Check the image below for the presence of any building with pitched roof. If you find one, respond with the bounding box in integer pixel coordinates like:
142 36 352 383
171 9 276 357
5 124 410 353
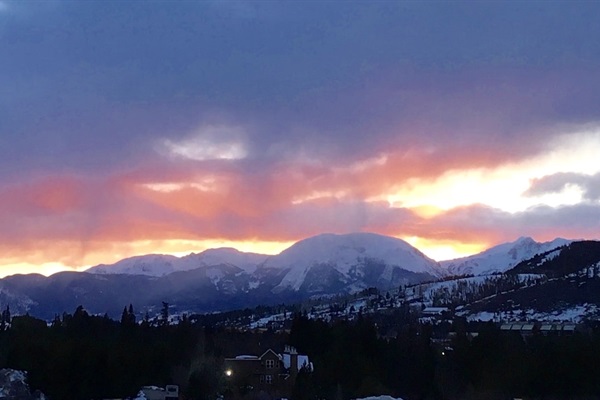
223 345 312 399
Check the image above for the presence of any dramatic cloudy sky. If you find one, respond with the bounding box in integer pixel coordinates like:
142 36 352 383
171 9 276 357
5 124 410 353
2 1 600 276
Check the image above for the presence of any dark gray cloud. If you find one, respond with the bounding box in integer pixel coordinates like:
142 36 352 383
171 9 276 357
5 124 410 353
420 202 600 245
525 172 600 201
2 1 600 183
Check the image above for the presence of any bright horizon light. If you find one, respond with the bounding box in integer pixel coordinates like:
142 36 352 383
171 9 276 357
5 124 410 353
0 235 493 279
385 128 600 214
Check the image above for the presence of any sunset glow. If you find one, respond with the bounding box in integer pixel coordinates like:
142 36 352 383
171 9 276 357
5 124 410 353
2 1 600 277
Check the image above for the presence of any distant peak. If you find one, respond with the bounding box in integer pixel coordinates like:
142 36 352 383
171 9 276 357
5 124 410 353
515 236 535 244
201 247 241 254
300 232 408 243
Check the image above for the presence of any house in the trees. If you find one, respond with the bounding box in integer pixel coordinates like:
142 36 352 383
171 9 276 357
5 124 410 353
224 345 313 399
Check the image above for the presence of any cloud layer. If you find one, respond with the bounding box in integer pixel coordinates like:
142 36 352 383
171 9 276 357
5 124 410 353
2 1 600 275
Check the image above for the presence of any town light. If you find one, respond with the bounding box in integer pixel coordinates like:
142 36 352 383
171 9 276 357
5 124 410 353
225 369 233 377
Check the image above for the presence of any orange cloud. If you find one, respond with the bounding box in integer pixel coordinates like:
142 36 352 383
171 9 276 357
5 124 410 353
0 176 85 215
1 124 599 278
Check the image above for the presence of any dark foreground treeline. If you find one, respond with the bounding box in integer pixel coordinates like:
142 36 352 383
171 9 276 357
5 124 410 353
290 317 600 400
0 306 287 400
1 308 600 400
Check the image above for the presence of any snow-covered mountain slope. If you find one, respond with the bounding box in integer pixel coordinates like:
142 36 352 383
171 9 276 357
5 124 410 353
184 248 268 273
87 248 268 277
440 237 571 276
259 232 444 292
87 254 180 276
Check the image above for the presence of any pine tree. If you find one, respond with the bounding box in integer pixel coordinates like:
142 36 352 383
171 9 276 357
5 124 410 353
120 304 137 327
161 301 169 326
120 307 129 325
128 304 135 324
1 305 10 330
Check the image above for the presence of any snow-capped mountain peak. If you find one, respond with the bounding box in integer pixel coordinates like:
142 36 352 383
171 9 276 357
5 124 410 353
85 233 574 293
87 254 180 276
440 237 572 276
183 248 268 273
259 232 444 292
87 248 268 277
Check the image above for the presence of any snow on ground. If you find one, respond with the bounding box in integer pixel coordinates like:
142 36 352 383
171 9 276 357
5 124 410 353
0 369 45 399
405 275 496 305
538 248 562 264
0 369 28 398
417 276 490 297
206 267 226 284
465 311 497 322
248 313 287 329
465 304 599 323
353 396 404 400
131 391 147 400
3 369 27 383
405 274 546 306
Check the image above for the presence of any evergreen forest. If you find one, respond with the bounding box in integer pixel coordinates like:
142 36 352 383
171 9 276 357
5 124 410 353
1 305 600 400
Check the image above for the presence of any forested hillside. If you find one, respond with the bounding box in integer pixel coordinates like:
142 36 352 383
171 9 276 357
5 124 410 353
510 241 600 277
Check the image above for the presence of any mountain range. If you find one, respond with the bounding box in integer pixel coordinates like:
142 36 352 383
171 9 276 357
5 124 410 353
88 248 267 276
0 232 582 320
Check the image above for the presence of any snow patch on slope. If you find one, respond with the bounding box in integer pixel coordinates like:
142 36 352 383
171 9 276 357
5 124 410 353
184 248 268 273
465 303 599 323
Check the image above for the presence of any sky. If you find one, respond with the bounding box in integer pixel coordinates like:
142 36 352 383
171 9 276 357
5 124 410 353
1 1 600 277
